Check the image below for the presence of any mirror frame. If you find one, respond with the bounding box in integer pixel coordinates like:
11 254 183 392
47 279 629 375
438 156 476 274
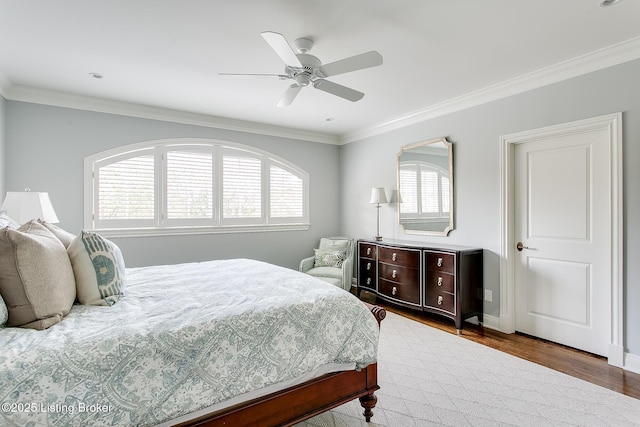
397 136 454 236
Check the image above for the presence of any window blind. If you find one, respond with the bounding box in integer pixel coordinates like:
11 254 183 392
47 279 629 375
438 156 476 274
421 170 439 213
399 168 418 214
223 155 261 218
441 176 450 213
87 139 309 234
166 150 213 219
98 155 155 219
270 165 303 217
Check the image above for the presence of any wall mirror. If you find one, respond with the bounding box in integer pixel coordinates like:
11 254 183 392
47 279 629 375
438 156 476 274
397 137 453 236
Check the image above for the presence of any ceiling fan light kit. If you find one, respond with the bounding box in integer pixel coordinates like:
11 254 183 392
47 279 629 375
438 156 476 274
220 31 383 107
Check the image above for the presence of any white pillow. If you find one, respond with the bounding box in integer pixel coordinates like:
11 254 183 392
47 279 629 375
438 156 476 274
0 211 19 230
68 231 126 306
313 244 348 268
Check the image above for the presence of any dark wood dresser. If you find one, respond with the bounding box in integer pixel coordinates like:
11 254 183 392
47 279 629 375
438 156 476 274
357 239 483 333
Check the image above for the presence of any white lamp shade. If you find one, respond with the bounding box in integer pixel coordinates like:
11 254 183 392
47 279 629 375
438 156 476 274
1 191 60 224
369 187 388 204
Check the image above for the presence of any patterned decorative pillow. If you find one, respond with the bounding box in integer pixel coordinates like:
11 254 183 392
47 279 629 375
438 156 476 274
68 231 126 306
0 293 8 326
0 221 76 329
37 219 76 248
314 245 348 268
0 211 20 229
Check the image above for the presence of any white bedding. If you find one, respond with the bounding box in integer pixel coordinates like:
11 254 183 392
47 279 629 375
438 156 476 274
0 258 379 426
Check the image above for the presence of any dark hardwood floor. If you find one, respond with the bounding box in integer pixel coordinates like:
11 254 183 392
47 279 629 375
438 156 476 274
363 294 640 400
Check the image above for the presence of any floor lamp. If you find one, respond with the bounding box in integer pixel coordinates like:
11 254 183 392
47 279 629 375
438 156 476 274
369 187 388 241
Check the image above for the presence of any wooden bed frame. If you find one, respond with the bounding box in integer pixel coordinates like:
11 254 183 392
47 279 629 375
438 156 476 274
178 304 386 427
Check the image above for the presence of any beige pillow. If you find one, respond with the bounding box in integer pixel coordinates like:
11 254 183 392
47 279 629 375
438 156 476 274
68 230 125 306
37 219 76 248
0 221 76 329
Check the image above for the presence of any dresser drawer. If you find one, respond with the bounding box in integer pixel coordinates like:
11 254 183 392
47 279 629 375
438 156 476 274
359 243 377 259
359 259 377 289
379 279 420 304
378 246 420 268
424 289 455 314
359 274 376 289
425 271 455 294
425 252 455 274
379 263 419 284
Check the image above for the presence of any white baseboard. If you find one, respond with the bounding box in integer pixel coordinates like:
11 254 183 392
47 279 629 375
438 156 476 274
481 313 501 331
624 351 640 374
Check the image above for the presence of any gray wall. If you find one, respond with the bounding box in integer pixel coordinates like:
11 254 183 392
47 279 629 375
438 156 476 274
340 58 640 356
3 59 639 358
5 102 341 270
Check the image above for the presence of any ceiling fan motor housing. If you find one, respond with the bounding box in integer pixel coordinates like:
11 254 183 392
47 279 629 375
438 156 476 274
287 53 321 86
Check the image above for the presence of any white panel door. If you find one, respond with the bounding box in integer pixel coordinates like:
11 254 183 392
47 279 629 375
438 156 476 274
514 128 611 356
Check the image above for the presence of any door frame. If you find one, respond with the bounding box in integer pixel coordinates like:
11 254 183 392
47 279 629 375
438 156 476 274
499 113 623 367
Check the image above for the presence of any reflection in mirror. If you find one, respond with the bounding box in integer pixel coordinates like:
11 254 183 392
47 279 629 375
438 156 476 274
397 137 453 236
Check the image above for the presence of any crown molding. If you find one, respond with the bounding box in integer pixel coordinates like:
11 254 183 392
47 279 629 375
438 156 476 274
340 36 640 144
3 85 339 145
3 36 639 146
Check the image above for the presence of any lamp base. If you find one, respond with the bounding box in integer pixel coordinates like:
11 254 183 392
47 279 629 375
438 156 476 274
374 235 383 241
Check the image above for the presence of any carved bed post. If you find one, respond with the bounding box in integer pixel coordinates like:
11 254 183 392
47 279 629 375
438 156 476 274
360 303 386 422
359 392 378 422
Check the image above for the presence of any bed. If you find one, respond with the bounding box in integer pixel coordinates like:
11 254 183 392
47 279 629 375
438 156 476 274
0 257 384 426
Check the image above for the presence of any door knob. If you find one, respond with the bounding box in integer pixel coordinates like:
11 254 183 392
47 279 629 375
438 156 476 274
516 242 530 251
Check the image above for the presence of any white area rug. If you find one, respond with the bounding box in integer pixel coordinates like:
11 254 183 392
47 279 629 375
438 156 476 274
299 312 640 426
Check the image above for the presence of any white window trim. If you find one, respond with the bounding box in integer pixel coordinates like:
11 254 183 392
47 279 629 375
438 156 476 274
84 138 310 237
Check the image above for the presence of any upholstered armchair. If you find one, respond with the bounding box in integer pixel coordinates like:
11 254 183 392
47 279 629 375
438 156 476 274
299 237 354 291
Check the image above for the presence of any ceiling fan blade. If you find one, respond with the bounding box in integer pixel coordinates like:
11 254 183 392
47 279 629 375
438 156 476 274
219 73 289 80
318 51 383 77
277 84 302 107
313 79 364 102
261 31 303 68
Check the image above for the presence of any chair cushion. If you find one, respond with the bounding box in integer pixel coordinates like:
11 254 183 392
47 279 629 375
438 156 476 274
306 266 343 281
313 246 348 268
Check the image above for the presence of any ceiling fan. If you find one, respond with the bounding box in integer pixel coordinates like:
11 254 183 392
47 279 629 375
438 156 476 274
220 31 383 107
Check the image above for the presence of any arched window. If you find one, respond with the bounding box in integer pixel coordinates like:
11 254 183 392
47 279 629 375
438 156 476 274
84 139 309 236
399 162 450 219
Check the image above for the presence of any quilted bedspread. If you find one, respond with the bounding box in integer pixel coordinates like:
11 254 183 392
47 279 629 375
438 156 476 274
0 259 379 426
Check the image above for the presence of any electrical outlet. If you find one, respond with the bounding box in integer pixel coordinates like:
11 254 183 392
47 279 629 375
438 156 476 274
484 289 493 302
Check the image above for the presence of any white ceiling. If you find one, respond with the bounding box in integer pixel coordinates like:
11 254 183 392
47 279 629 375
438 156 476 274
1 0 639 143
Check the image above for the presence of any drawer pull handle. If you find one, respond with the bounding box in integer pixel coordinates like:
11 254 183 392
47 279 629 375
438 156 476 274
366 278 371 285
437 295 443 305
438 277 443 286
437 257 443 267
392 252 397 261
366 247 372 255
392 286 397 296
366 262 372 271
392 269 397 279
